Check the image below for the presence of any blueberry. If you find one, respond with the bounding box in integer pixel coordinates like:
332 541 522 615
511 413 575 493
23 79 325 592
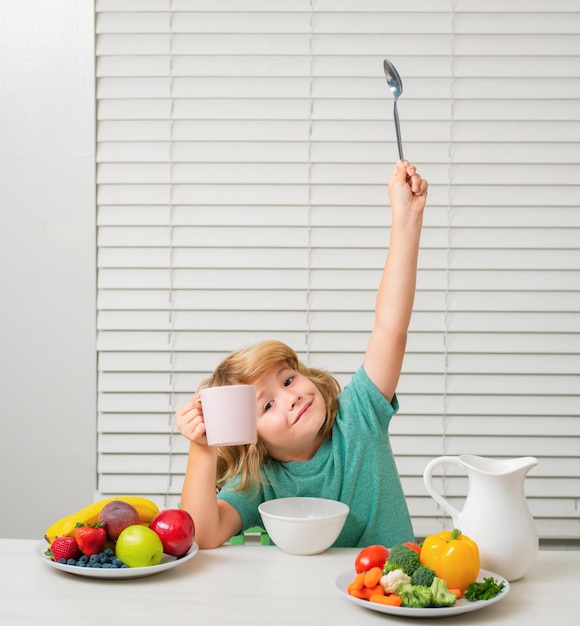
58 558 67 564
67 559 77 566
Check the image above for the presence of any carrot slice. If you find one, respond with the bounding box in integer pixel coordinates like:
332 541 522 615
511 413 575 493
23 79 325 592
356 584 383 600
347 586 366 599
369 594 403 607
364 566 383 588
349 572 366 591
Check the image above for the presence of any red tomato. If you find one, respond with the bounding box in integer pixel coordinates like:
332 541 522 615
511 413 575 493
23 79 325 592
354 545 390 574
404 541 422 554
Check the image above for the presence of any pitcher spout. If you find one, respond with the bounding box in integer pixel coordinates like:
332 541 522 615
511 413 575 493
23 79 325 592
504 456 538 475
459 454 537 476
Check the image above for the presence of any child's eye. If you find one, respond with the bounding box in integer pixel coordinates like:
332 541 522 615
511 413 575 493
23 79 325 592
263 400 273 412
283 376 293 387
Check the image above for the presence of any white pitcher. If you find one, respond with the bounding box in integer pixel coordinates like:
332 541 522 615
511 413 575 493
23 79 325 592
423 454 539 581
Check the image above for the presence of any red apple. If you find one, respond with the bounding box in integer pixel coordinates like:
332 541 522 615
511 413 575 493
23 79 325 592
149 509 195 557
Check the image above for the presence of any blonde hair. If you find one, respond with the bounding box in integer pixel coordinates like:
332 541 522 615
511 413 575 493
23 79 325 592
198 340 341 492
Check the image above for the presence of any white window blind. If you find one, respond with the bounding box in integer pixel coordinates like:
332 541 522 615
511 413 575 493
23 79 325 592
96 0 580 541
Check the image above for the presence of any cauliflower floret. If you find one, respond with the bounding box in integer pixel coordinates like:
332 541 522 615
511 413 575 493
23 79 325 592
380 569 412 593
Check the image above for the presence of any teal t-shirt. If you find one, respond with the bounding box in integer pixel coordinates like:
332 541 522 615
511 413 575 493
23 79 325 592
217 365 415 547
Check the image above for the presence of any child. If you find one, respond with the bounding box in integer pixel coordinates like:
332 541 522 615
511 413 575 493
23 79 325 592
175 160 428 549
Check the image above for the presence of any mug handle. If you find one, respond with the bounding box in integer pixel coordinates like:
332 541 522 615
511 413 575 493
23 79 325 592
423 456 464 525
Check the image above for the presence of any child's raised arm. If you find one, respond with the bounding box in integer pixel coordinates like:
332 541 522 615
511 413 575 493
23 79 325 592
363 160 428 402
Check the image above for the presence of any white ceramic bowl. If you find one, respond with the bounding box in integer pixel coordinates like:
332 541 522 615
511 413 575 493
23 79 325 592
258 497 349 555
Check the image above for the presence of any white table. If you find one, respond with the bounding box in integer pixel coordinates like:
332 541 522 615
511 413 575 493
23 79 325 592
1 539 578 625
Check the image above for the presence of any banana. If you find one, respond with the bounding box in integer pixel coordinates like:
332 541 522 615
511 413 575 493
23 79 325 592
44 496 160 543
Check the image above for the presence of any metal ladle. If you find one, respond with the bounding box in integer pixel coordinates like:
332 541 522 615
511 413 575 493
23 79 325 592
383 58 404 161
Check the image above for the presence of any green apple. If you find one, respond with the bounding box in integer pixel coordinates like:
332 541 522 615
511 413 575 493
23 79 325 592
115 525 163 567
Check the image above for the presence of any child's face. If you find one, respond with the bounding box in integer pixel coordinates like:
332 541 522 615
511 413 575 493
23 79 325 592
255 366 327 462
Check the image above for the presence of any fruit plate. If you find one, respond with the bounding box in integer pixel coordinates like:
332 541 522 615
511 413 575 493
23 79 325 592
34 541 198 579
335 568 509 618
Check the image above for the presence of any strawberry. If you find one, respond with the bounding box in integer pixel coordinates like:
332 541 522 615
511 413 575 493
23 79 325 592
74 522 106 557
50 536 81 562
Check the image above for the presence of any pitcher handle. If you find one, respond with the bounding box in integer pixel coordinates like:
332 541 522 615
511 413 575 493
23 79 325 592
423 456 464 525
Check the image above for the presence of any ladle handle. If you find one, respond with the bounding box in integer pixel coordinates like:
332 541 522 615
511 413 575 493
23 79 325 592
393 101 404 161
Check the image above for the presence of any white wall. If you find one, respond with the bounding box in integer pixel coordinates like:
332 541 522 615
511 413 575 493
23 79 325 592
0 0 95 538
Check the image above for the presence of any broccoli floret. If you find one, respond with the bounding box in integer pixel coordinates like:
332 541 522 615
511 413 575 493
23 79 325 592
383 544 421 576
382 560 403 574
430 577 457 608
411 565 436 587
396 583 433 608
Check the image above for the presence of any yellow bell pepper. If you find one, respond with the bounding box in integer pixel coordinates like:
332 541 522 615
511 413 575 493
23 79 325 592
420 529 480 592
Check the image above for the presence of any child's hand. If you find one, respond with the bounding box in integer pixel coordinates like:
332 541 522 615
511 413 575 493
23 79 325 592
175 393 208 444
388 160 428 218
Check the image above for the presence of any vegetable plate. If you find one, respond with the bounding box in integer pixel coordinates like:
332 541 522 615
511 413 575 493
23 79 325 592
334 568 509 618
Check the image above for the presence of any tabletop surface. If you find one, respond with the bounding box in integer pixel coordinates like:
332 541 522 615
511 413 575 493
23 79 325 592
1 538 578 625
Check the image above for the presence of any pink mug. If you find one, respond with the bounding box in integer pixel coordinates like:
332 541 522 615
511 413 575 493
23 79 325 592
199 384 257 446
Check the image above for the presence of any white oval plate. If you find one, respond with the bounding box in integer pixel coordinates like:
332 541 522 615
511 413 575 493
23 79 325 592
34 540 198 579
335 568 509 618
